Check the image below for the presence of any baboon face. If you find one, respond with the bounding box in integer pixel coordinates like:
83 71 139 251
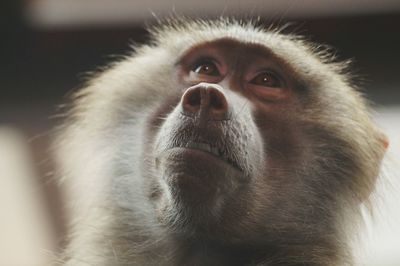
154 40 282 209
154 40 295 195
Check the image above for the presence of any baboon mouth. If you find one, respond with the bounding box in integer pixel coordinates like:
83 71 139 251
185 141 222 158
171 141 242 172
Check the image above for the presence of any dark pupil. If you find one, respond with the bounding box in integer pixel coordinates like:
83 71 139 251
196 63 214 74
261 74 274 84
202 65 210 73
256 73 277 87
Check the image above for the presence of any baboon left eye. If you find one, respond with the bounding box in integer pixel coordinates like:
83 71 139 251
191 60 220 76
250 72 281 88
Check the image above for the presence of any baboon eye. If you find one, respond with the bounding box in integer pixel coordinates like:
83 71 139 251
192 60 220 76
250 72 281 88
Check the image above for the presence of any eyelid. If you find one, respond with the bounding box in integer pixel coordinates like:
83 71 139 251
251 69 278 78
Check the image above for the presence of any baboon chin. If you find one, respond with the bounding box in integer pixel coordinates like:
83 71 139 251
57 19 387 266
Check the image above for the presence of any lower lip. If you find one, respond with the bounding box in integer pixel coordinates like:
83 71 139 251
169 147 225 161
163 147 241 172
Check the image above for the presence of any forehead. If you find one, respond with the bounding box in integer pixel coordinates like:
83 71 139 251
156 24 314 71
159 24 281 56
156 22 268 42
177 38 277 62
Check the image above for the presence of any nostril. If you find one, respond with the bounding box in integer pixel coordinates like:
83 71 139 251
187 88 201 108
182 87 203 114
209 88 227 112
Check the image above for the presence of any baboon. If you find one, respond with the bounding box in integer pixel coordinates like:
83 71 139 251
56 19 387 265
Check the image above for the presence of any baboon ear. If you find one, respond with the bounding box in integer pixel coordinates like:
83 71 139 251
377 130 389 164
381 133 389 150
375 127 389 156
361 130 388 202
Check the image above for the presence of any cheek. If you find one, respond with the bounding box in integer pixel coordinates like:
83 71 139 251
253 106 305 163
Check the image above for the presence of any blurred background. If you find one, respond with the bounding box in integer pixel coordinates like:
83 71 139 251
0 0 399 265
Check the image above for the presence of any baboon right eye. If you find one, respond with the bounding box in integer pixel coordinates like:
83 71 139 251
191 60 221 76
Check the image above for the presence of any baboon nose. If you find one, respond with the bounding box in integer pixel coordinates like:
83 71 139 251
181 83 229 121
